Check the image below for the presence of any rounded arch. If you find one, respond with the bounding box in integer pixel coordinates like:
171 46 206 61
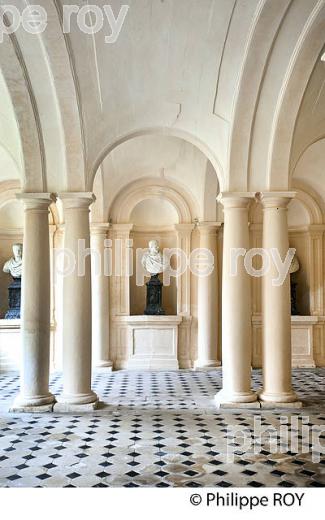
228 0 291 191
290 135 325 180
0 179 61 226
249 182 323 227
291 180 324 225
0 0 85 192
88 127 224 193
0 143 21 182
0 36 42 190
109 177 196 225
0 180 22 210
267 2 325 189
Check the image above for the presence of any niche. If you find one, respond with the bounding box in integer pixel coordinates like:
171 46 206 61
129 198 178 316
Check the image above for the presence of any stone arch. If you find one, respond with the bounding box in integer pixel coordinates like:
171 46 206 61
0 0 85 192
0 37 43 191
88 128 225 193
0 180 21 210
228 0 291 191
109 177 196 225
267 2 325 189
291 180 324 225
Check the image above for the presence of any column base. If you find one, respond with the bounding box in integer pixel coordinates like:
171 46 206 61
194 359 221 371
179 360 192 369
54 390 99 412
259 390 302 408
215 389 259 408
260 400 303 409
93 361 113 372
53 400 99 413
10 393 56 413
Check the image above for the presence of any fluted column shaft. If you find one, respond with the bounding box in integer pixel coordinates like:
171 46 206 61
56 193 98 409
215 193 257 406
12 193 55 410
91 224 112 369
195 223 221 369
259 192 299 404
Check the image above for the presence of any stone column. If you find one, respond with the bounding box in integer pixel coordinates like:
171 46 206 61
215 193 258 407
174 224 194 316
55 193 98 410
195 222 221 369
52 225 65 370
259 192 300 406
174 224 194 369
91 223 112 370
110 224 133 316
12 193 56 411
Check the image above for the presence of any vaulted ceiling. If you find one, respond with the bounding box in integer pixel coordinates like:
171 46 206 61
0 0 324 203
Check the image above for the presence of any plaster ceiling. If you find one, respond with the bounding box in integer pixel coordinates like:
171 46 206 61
0 0 324 203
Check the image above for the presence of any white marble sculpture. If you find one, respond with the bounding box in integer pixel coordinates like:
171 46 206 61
141 240 168 275
3 243 23 279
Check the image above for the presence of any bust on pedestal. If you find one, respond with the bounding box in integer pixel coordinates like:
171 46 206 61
3 243 23 319
141 240 168 315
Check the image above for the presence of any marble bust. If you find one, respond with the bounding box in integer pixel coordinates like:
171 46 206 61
141 240 168 275
3 243 23 279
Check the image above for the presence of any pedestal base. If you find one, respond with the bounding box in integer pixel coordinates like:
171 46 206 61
93 361 113 372
53 399 99 413
10 403 54 413
144 274 165 315
215 389 259 408
5 278 21 320
259 390 299 403
194 360 221 370
216 400 261 409
10 393 55 412
260 400 303 409
55 391 99 410
118 315 182 370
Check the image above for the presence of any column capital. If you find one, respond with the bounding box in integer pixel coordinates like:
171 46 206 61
174 223 195 235
110 223 134 235
197 222 222 235
16 192 56 210
257 191 296 209
58 192 95 209
217 192 255 209
90 222 110 236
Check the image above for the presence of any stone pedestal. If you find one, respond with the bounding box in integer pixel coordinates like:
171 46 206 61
291 281 298 315
144 274 165 315
114 315 182 369
5 278 21 319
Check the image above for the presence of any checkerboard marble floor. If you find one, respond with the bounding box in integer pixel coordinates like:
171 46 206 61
0 369 324 487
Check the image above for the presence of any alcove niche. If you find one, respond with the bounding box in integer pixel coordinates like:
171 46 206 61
0 199 23 318
251 194 316 317
287 198 311 316
129 197 179 316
